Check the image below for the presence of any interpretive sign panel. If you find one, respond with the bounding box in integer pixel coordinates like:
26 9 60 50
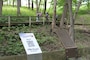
19 33 42 60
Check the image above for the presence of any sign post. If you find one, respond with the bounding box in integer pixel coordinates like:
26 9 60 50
19 33 42 60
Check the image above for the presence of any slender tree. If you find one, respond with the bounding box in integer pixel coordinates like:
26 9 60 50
38 0 41 11
52 0 57 30
44 0 47 14
17 0 21 16
7 0 9 5
36 0 39 13
67 0 74 41
12 0 16 7
0 0 3 16
60 0 68 28
73 0 82 21
2 0 3 6
28 0 30 9
87 0 90 12
32 0 34 10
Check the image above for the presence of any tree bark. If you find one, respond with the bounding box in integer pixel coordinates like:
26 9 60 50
32 0 34 10
0 0 3 16
39 0 41 11
44 0 47 14
2 0 3 6
12 0 15 7
52 0 57 30
73 0 82 21
28 0 30 9
17 0 21 16
7 0 8 5
60 0 68 28
87 0 90 12
67 0 74 41
36 0 39 13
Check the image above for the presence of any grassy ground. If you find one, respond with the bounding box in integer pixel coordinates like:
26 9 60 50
2 6 36 16
2 5 89 16
75 14 90 24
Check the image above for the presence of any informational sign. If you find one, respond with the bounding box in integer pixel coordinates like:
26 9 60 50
19 33 42 55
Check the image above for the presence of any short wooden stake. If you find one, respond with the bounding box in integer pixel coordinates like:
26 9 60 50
8 16 10 31
29 16 32 32
43 17 45 25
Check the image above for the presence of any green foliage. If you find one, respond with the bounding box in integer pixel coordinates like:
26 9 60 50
0 25 57 56
0 17 8 23
57 0 65 7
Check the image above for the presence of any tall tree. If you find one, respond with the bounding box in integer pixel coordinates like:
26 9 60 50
38 0 41 11
44 0 47 14
12 0 16 7
32 0 34 10
87 0 90 12
67 0 74 41
17 0 21 16
2 0 3 6
52 0 57 30
60 0 68 28
28 0 30 9
7 0 9 5
36 0 39 13
0 0 3 16
73 0 82 21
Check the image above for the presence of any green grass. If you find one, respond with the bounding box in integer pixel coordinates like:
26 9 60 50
2 6 36 16
1 5 90 24
75 14 90 24
2 5 89 16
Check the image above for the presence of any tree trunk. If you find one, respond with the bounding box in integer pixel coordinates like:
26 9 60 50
9 0 11 5
67 0 74 41
28 0 30 9
52 0 57 30
44 0 47 14
87 0 90 12
0 0 3 16
39 0 41 11
73 0 82 21
17 0 21 16
13 0 15 7
2 0 3 6
60 0 68 28
32 0 34 10
36 0 39 13
7 0 8 5
20 0 21 7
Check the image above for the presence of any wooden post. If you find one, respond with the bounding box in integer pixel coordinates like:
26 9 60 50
8 16 10 30
29 16 31 32
43 17 45 25
29 16 31 27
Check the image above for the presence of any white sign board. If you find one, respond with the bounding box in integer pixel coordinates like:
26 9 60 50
19 33 42 55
